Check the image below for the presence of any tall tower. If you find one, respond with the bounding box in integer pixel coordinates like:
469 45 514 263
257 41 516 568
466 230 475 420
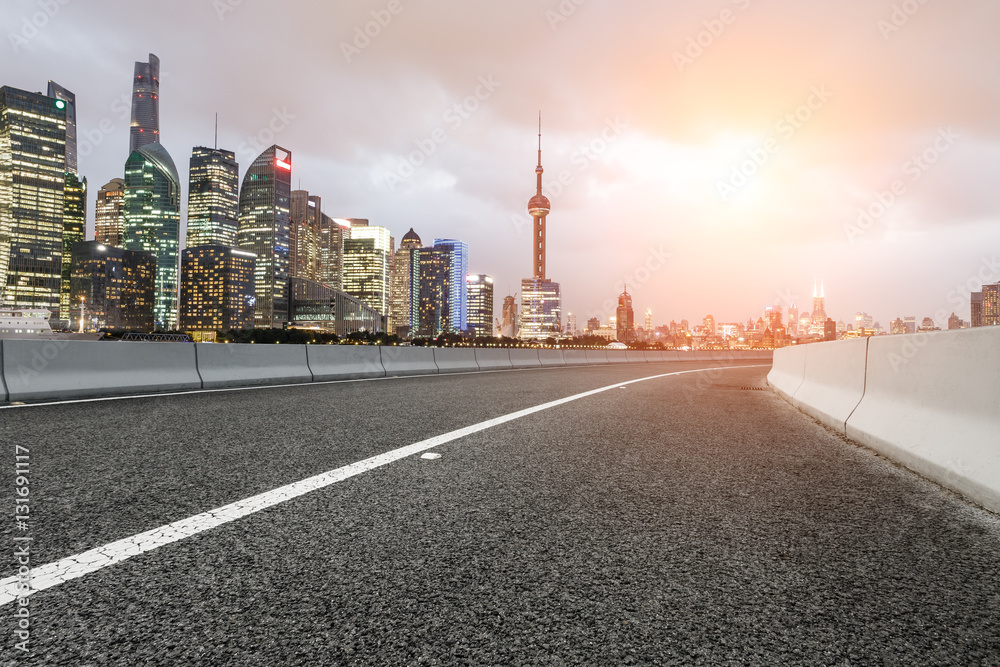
528 113 551 280
129 53 160 152
187 147 239 247
46 81 77 174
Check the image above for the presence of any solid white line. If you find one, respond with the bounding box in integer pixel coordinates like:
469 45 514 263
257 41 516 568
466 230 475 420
0 365 767 606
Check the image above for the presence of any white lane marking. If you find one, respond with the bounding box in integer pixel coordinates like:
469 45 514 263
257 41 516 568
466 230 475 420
0 365 767 606
420 453 442 460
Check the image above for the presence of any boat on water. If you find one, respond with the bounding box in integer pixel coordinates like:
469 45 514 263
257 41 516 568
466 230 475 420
0 308 104 341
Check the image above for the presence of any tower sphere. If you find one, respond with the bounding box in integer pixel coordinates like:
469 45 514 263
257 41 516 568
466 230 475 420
528 193 551 218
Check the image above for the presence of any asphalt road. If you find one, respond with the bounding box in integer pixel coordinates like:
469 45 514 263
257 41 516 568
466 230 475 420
2 361 999 665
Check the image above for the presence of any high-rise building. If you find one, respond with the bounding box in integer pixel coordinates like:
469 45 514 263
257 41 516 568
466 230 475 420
70 240 155 331
390 228 422 337
565 312 578 337
903 316 916 335
411 247 452 337
46 81 77 174
289 190 322 282
947 313 963 330
587 317 600 333
343 224 393 319
981 283 1000 327
318 214 348 291
520 116 562 339
61 173 87 323
95 178 126 247
237 145 292 328
702 314 716 336
644 308 653 337
0 86 67 313
501 295 519 338
971 292 983 327
617 287 635 343
123 142 181 330
809 281 827 336
467 274 494 338
179 245 256 332
129 53 160 152
787 303 799 337
187 147 239 247
433 239 469 332
890 318 906 335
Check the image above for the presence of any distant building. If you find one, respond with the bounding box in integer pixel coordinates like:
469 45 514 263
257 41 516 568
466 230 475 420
433 239 469 333
95 178 126 247
179 245 256 332
586 317 600 333
565 312 578 337
890 318 905 335
129 53 160 152
501 295 519 338
971 292 983 327
236 145 292 328
411 247 451 337
389 228 421 338
823 318 837 341
318 214 348 291
46 81 77 174
902 316 917 335
787 303 799 336
70 241 155 331
289 190 322 282
288 276 384 335
466 274 494 337
947 312 964 330
61 173 87 323
918 317 939 332
187 147 239 247
617 287 635 343
343 224 393 319
0 86 67 314
519 278 561 339
124 142 182 330
984 284 1000 327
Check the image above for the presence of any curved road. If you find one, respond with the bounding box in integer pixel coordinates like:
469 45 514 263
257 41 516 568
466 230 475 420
2 361 998 665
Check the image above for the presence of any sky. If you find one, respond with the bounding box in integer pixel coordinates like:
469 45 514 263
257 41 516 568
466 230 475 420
2 0 998 330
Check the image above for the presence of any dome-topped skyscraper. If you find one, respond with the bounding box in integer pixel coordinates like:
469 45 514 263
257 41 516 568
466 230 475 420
401 227 422 250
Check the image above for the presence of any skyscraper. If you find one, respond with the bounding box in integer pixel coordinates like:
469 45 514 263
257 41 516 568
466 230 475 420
565 312 578 337
433 239 469 332
983 283 1000 327
187 147 239 247
61 173 87 323
788 303 799 336
617 287 635 343
0 86 67 313
342 224 393 319
318 213 348 291
971 291 984 327
501 295 519 338
411 246 451 337
95 178 126 247
46 81 77 174
289 190 322 282
809 281 827 336
236 145 292 328
520 115 562 339
466 274 494 337
390 228 422 337
179 245 256 333
123 142 181 330
129 53 160 152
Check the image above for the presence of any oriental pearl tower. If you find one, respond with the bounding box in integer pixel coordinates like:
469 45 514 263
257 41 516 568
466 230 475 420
528 113 551 280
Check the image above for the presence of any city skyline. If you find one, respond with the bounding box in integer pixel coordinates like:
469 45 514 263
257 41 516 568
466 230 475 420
2 1 998 329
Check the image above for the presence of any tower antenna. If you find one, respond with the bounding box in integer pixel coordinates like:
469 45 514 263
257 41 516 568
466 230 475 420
214 112 218 149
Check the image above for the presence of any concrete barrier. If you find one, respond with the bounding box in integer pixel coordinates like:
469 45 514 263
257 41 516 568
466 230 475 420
607 351 630 365
538 349 567 367
791 338 869 432
197 343 312 388
767 344 807 402
307 345 385 381
586 350 609 365
474 348 512 371
1 340 202 402
380 346 438 376
626 350 647 364
563 350 590 366
845 328 1000 513
433 348 479 374
508 349 541 369
644 350 665 362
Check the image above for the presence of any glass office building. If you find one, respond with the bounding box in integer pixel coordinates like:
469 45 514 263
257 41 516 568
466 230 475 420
187 147 239 247
179 245 256 332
